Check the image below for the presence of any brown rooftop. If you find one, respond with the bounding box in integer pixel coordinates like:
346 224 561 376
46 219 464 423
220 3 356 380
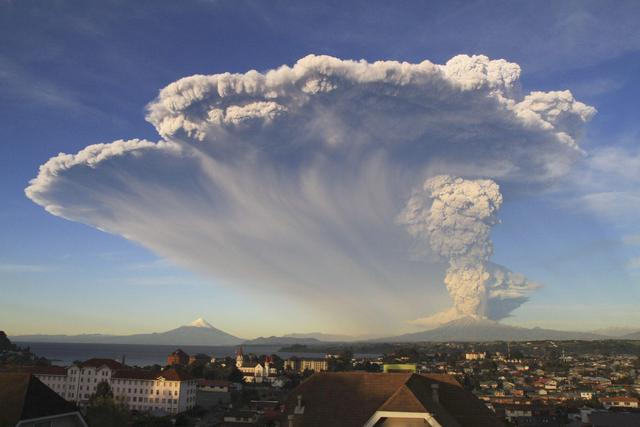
112 369 160 380
0 373 80 427
78 358 124 370
282 372 505 427
112 367 194 381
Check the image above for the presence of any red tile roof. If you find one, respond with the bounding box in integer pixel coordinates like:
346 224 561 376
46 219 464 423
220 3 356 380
112 369 160 380
282 372 505 427
601 396 639 403
79 358 124 370
112 367 194 382
160 367 195 381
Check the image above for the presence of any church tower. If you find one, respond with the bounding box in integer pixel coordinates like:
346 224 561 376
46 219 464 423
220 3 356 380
235 346 244 368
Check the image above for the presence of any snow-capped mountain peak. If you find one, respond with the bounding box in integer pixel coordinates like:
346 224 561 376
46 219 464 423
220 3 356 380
189 317 214 328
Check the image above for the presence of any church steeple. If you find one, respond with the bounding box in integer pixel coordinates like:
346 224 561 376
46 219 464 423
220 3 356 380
235 346 244 368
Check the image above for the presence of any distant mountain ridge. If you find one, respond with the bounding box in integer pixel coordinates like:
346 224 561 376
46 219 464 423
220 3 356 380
11 317 640 346
283 332 358 342
373 317 610 342
622 331 640 340
242 336 324 345
11 317 244 346
588 327 640 338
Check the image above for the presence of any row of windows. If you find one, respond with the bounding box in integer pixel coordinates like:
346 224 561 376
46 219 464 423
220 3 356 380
115 387 179 396
124 404 183 413
67 368 112 376
113 379 179 387
122 396 179 404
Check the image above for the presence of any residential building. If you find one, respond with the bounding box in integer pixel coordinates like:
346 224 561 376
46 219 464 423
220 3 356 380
188 353 210 365
196 379 231 408
382 363 417 373
600 396 639 409
579 391 594 400
30 358 197 415
465 352 487 361
223 410 259 424
281 372 506 426
167 349 189 366
0 373 88 427
284 357 329 373
111 368 197 414
31 358 123 405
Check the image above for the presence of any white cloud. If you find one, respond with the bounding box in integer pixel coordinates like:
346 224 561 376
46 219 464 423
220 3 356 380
573 144 640 224
25 55 594 329
626 256 640 270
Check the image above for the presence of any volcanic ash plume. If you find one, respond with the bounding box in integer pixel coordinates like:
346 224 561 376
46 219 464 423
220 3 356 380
399 175 537 326
25 54 592 329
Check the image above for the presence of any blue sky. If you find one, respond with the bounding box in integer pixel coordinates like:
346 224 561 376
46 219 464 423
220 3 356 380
2 0 640 338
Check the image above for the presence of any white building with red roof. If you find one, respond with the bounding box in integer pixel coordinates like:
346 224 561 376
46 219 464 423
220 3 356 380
31 358 197 415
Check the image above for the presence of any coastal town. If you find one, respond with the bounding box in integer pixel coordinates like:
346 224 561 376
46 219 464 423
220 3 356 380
2 331 640 426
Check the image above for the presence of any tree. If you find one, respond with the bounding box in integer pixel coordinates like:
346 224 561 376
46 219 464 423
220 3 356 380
228 366 244 383
85 382 129 427
328 349 354 372
0 331 16 351
92 381 114 400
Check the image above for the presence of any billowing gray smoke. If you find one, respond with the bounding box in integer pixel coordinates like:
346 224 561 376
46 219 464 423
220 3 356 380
25 55 594 330
399 175 537 326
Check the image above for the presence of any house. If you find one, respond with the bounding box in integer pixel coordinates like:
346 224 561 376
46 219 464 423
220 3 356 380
465 352 487 361
223 409 259 424
188 353 211 365
0 373 88 427
197 379 232 408
167 349 189 366
281 372 506 427
599 396 639 409
283 357 329 373
580 391 594 400
383 364 417 373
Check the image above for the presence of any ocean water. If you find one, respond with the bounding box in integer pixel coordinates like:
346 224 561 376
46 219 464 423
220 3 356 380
20 342 349 367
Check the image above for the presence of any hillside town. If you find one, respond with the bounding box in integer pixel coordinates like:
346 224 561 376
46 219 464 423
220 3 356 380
2 331 640 426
